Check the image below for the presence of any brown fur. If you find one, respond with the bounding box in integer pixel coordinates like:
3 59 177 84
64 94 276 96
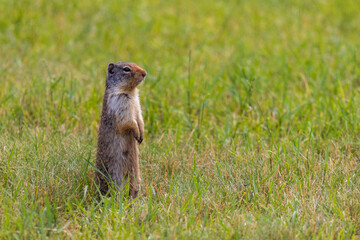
95 62 146 198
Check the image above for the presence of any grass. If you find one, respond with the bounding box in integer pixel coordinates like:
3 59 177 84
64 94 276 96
0 0 360 238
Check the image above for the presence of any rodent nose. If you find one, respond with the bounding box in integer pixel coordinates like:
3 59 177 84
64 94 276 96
142 71 147 78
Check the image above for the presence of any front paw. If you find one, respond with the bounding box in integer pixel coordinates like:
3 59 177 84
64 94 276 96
135 136 143 144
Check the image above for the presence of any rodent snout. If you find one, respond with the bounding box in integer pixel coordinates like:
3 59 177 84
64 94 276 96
141 71 147 78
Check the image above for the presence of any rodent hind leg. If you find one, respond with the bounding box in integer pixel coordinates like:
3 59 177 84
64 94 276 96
95 173 110 196
128 170 140 199
95 161 113 196
106 167 125 193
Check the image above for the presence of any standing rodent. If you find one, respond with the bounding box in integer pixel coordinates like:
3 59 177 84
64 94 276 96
95 61 146 198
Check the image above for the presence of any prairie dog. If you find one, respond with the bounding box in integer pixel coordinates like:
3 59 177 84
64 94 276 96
95 62 146 198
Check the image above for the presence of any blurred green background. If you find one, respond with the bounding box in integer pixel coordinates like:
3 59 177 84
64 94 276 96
0 0 359 239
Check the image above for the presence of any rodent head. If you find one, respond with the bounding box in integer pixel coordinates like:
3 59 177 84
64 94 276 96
106 62 147 92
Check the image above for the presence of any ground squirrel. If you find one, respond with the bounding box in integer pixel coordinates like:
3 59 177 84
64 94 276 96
95 62 146 198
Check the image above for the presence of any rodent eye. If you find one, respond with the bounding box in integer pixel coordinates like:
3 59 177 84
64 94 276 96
123 67 131 72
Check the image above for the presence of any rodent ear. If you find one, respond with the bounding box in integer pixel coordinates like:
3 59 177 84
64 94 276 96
108 63 115 74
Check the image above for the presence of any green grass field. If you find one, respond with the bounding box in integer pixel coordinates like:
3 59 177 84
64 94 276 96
1 0 360 239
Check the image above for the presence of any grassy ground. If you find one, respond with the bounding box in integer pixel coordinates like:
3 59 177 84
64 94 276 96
1 0 360 239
